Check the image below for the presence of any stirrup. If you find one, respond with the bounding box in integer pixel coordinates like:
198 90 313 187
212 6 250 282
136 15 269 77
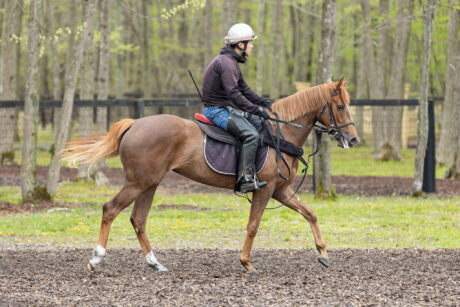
237 178 267 193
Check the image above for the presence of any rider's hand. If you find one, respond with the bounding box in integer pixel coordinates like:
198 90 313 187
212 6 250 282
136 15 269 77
261 99 273 110
258 106 270 120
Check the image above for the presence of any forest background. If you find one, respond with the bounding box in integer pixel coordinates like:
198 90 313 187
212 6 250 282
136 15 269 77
0 0 458 201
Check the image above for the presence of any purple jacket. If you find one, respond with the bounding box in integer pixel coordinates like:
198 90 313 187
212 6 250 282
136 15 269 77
202 46 266 114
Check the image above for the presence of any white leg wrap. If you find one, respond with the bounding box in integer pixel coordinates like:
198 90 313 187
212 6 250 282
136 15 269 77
89 245 106 269
146 250 167 271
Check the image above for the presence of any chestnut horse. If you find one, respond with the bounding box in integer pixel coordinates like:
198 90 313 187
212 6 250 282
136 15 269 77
64 79 359 274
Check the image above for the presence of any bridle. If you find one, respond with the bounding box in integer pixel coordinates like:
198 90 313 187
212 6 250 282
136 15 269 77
313 90 355 142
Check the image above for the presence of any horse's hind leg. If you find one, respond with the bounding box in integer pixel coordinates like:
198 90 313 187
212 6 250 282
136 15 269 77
88 182 142 272
272 186 330 267
130 185 167 271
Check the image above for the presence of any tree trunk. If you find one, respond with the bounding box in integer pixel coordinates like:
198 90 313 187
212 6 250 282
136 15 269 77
372 0 390 159
77 0 97 179
95 0 111 184
141 0 150 97
313 0 336 199
385 0 414 160
445 38 460 179
21 0 42 202
0 0 22 165
53 0 77 139
46 0 61 102
0 0 4 96
222 0 237 35
355 2 371 142
97 0 110 132
412 0 436 195
438 0 459 165
203 0 213 67
256 0 264 94
46 0 97 196
270 0 282 99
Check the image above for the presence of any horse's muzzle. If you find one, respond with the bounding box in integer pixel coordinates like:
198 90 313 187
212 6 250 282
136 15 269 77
338 132 359 149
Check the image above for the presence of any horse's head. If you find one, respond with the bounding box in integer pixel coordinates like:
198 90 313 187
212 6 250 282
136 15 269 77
316 78 359 148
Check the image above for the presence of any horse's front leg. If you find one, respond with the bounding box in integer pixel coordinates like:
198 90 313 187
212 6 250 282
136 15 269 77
240 184 274 274
273 185 329 267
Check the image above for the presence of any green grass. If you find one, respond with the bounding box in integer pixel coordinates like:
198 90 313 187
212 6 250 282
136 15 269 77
0 182 458 249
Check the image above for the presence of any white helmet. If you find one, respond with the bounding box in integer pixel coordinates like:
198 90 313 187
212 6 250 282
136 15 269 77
224 23 257 45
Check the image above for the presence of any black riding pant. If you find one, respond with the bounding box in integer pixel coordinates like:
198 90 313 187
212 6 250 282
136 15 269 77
225 107 263 181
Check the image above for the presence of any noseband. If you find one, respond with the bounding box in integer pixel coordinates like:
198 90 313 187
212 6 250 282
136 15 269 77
314 91 355 141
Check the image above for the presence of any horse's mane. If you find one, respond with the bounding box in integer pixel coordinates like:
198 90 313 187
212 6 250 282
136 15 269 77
271 82 350 122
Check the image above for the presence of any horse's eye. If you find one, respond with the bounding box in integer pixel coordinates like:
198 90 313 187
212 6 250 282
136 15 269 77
337 105 345 110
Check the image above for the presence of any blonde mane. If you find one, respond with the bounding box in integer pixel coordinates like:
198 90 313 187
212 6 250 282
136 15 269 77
271 82 350 122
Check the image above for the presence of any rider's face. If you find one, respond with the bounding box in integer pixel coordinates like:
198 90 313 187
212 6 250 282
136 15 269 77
238 41 254 56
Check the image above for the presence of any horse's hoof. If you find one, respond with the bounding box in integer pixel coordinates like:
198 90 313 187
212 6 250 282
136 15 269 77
248 269 258 276
318 257 330 268
87 263 94 273
147 261 168 272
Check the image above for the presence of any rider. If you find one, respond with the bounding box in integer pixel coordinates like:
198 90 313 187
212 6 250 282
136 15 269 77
202 23 272 193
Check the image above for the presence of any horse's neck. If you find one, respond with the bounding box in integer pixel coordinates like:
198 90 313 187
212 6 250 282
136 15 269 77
280 112 318 148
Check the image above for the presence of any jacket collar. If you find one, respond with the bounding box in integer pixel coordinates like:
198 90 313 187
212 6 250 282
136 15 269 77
219 45 247 64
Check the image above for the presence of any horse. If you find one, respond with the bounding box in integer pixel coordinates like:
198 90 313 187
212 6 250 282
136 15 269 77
63 78 359 274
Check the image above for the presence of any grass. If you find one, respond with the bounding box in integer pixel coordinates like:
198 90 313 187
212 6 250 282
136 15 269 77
0 182 458 249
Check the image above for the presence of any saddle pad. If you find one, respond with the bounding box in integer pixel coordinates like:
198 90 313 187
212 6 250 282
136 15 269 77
204 136 269 176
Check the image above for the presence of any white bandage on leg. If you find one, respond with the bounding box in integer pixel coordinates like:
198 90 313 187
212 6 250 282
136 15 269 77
146 250 167 271
88 245 106 269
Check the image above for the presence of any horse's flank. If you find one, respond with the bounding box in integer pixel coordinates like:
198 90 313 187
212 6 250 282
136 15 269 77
272 82 350 122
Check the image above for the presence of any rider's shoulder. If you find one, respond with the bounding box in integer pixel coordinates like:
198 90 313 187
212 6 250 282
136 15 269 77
216 54 238 69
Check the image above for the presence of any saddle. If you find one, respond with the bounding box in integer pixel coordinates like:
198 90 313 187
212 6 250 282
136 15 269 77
194 113 304 176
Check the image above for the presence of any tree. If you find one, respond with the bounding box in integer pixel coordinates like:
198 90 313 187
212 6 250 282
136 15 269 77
54 0 78 139
412 0 436 195
445 38 460 179
438 0 459 165
0 0 23 165
384 0 415 160
372 0 391 159
270 0 282 99
46 0 97 196
256 0 264 94
46 0 62 102
203 0 213 67
77 0 97 179
21 0 42 202
94 0 111 185
313 0 336 199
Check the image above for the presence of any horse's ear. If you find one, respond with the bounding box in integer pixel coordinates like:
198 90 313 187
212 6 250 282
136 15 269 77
343 79 349 87
336 77 344 90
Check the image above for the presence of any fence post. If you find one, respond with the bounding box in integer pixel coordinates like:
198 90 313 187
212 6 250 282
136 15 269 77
422 99 436 193
135 99 145 119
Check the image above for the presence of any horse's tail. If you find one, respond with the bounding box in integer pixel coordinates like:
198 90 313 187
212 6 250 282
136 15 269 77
63 118 136 169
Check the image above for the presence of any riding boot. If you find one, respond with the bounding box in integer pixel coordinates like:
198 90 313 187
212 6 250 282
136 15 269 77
226 112 267 193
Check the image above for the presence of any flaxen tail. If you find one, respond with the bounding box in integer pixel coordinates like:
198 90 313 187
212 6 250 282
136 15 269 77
63 118 136 169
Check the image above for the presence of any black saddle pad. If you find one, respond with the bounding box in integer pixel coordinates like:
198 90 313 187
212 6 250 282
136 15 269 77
204 136 269 175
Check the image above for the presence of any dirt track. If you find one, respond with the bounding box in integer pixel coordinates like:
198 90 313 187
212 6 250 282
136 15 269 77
0 247 457 306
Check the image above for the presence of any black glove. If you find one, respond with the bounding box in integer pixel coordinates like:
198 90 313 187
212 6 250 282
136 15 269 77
257 106 270 120
261 99 273 110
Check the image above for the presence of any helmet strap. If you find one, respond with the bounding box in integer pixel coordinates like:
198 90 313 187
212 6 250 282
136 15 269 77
235 41 249 57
